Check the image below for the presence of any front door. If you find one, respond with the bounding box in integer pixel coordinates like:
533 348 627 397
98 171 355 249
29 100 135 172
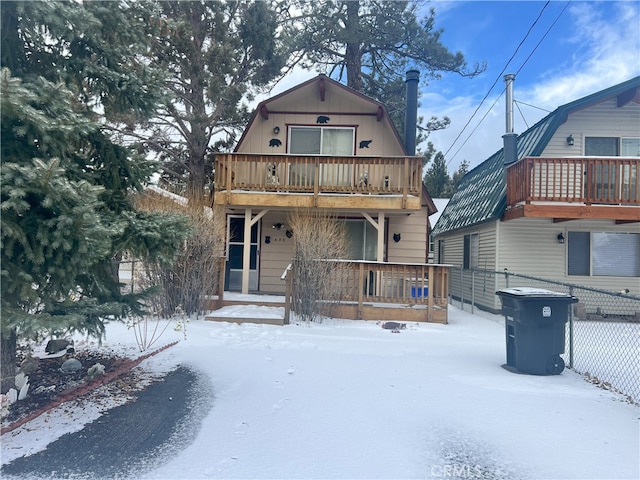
227 215 259 291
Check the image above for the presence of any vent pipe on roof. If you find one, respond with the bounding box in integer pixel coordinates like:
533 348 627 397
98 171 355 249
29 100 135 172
503 73 518 165
404 70 420 156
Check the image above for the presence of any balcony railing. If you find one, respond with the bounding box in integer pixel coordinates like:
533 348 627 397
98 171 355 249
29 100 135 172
506 157 639 206
215 153 423 197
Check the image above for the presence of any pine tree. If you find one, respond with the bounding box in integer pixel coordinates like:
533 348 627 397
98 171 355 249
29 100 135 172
0 1 191 393
279 0 485 143
113 0 286 199
423 149 452 198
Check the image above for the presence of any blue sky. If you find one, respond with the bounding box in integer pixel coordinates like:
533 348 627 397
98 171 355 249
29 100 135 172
424 0 640 170
267 1 640 173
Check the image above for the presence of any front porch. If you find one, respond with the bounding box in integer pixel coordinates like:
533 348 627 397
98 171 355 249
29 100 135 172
206 260 451 324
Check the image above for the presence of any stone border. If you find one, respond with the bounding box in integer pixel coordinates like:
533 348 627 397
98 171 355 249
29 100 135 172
0 341 179 435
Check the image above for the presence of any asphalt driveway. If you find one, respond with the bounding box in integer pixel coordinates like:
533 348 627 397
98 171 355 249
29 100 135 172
1 365 213 479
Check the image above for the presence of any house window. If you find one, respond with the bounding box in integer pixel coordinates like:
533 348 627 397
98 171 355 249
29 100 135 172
344 220 378 261
463 233 479 269
621 138 640 156
288 127 355 186
568 231 639 277
289 127 354 155
584 137 639 201
584 136 640 157
585 137 619 156
438 239 445 263
567 231 590 275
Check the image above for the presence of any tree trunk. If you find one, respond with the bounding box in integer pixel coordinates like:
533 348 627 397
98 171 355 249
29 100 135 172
344 0 362 91
1 328 17 394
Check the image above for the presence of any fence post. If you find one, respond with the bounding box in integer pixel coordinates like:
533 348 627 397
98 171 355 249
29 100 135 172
471 270 475 314
460 268 464 310
504 269 510 289
568 285 574 369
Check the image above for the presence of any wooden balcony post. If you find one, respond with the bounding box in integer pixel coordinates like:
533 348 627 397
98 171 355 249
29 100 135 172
427 266 434 322
217 256 226 309
284 266 292 325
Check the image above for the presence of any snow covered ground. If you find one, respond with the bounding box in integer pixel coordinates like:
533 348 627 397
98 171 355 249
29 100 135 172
2 303 638 479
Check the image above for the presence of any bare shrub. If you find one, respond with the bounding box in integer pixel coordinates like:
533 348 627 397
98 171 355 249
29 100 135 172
134 192 226 318
288 210 349 323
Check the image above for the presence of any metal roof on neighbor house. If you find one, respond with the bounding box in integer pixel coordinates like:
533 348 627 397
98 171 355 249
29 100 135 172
432 76 640 236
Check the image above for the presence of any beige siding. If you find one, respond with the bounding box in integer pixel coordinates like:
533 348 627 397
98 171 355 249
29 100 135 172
258 213 295 294
542 98 640 157
434 222 501 310
237 80 405 157
387 209 429 263
499 217 640 294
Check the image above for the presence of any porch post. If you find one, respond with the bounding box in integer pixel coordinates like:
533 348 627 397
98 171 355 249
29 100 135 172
242 207 252 294
377 212 385 262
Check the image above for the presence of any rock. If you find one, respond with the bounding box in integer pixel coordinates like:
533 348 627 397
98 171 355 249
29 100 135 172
6 388 17 404
14 372 28 390
46 338 73 354
87 363 105 379
381 322 406 330
20 355 40 375
18 381 29 401
60 358 83 374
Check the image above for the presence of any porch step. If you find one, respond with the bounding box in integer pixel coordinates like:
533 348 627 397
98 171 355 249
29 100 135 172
205 315 285 326
205 299 286 326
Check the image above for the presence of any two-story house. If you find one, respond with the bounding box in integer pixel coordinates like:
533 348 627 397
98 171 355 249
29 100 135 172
212 72 445 320
432 76 640 312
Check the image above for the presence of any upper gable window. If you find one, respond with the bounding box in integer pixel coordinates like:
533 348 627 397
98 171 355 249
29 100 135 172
289 127 354 155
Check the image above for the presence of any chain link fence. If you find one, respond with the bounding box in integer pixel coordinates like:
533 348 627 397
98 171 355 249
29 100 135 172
449 267 640 404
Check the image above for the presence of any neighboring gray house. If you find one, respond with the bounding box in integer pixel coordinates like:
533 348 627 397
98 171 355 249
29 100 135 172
432 76 640 312
428 198 449 262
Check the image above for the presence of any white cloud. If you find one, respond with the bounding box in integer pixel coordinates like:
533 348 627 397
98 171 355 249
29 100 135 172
426 1 640 172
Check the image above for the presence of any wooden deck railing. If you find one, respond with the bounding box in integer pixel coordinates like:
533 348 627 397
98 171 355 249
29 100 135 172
506 157 639 206
284 260 450 323
215 153 423 196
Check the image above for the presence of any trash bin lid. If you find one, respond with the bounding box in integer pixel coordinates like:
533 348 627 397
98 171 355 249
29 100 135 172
496 287 575 299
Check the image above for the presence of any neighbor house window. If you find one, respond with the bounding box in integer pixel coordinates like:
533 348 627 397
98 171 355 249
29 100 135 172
585 137 619 156
585 137 640 157
585 137 639 201
438 239 445 264
568 231 639 277
463 233 479 269
621 138 640 156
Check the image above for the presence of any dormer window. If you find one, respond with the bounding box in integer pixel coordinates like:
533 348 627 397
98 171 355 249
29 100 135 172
289 126 355 155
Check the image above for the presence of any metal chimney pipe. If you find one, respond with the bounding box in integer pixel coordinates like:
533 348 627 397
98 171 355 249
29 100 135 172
504 73 515 133
404 70 420 155
502 73 517 165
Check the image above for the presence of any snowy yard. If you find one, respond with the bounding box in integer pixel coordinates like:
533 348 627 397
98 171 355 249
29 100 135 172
1 304 638 479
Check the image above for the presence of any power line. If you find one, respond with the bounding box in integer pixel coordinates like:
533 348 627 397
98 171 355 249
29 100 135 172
443 1 573 166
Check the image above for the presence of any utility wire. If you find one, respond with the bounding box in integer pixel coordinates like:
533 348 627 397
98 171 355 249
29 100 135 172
441 1 580 167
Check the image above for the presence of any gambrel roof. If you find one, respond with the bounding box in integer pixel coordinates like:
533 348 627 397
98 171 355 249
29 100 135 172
432 76 640 235
235 74 408 155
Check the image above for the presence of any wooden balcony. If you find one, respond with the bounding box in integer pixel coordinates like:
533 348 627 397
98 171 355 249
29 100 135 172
213 153 423 211
505 157 640 222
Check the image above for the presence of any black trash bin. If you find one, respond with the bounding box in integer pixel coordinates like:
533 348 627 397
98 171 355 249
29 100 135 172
496 287 578 375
